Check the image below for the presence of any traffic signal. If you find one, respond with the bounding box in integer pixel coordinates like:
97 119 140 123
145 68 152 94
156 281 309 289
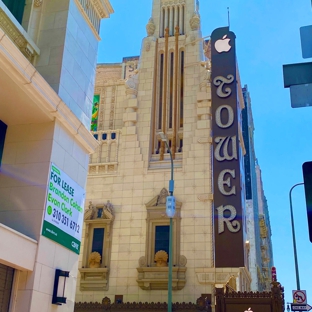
302 161 312 242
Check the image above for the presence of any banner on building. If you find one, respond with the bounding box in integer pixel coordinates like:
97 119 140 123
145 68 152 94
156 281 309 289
211 27 246 267
91 95 100 131
42 163 85 254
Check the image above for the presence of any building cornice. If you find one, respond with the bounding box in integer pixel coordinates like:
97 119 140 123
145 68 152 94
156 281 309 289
0 29 98 153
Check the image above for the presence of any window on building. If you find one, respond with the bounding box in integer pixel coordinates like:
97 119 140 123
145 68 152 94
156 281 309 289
79 202 114 290
144 188 182 267
155 225 169 258
136 188 187 291
0 120 7 168
81 202 114 269
152 47 184 161
91 228 105 261
2 0 26 24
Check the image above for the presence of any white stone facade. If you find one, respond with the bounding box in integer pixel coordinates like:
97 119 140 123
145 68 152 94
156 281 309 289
76 0 251 306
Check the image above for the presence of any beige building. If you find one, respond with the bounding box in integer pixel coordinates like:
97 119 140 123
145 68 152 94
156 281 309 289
76 0 252 307
0 0 112 311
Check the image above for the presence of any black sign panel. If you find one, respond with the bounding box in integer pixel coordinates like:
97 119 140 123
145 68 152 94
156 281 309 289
211 27 245 267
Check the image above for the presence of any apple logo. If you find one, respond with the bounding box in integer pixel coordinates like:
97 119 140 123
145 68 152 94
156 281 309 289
215 35 232 53
244 308 253 312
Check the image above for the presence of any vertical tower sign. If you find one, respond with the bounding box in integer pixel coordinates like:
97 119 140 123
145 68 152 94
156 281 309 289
211 27 245 267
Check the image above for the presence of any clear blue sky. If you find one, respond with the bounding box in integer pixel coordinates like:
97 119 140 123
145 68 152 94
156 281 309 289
98 0 312 304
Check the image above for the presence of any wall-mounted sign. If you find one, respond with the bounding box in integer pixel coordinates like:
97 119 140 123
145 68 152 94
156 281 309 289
211 27 245 267
42 163 85 254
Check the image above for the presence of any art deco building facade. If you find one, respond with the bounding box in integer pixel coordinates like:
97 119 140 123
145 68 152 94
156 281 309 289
242 85 273 291
74 0 271 308
0 0 113 311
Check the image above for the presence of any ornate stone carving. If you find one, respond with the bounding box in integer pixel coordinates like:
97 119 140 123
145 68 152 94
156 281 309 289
125 72 139 99
102 296 111 306
189 12 200 31
179 255 187 267
200 58 212 92
154 250 168 267
204 40 211 59
161 0 186 5
34 0 43 7
84 201 114 220
0 10 38 62
146 18 156 36
138 256 147 267
88 252 101 268
75 297 209 311
157 188 169 206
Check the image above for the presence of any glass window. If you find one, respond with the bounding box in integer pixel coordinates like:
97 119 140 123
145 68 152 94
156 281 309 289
155 225 170 257
92 228 105 261
3 0 26 24
0 120 7 167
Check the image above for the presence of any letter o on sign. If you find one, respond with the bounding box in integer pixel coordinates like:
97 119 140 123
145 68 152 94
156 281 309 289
216 105 234 129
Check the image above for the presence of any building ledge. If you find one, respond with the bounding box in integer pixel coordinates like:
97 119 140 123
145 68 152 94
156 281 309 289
74 0 114 39
137 267 187 290
0 28 98 153
0 3 40 62
79 267 109 291
0 223 37 271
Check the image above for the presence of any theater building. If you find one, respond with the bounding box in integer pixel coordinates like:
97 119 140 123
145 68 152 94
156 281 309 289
74 0 276 308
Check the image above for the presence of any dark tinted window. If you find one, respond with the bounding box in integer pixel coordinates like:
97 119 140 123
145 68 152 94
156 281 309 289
155 225 170 258
0 121 7 167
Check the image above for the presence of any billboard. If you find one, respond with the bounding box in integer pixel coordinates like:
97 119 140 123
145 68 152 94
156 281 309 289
211 27 245 267
42 163 85 254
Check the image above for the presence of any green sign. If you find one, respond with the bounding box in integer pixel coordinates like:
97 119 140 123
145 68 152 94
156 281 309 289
91 95 100 131
42 163 85 254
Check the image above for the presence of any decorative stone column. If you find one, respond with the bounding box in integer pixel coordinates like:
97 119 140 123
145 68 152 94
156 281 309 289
123 73 139 135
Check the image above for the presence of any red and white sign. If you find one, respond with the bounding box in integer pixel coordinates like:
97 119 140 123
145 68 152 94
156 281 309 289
293 290 307 304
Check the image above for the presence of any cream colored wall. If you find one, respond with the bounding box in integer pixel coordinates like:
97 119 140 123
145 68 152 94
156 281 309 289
77 0 251 305
0 122 54 240
12 120 90 312
0 120 90 312
76 11 217 306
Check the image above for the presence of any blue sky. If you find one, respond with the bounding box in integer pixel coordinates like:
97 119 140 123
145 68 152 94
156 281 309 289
98 0 312 304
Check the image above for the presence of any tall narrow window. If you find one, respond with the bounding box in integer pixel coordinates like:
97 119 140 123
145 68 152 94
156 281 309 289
0 121 7 168
172 7 175 33
169 52 174 129
158 54 164 130
155 225 170 258
92 228 105 261
182 6 185 35
179 51 184 128
161 8 165 37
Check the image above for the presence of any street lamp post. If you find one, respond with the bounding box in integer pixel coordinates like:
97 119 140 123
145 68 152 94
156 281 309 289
289 182 304 290
158 132 175 312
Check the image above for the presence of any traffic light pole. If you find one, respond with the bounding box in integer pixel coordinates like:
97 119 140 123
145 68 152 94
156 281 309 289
289 183 304 290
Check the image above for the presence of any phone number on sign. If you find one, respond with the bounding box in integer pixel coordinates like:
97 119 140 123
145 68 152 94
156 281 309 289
51 208 80 233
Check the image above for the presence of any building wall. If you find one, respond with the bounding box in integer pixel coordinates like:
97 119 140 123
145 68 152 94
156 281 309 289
76 0 252 306
35 0 100 129
242 85 273 291
0 0 113 311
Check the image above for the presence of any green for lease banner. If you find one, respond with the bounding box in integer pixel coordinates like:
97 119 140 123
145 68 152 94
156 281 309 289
42 163 85 254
